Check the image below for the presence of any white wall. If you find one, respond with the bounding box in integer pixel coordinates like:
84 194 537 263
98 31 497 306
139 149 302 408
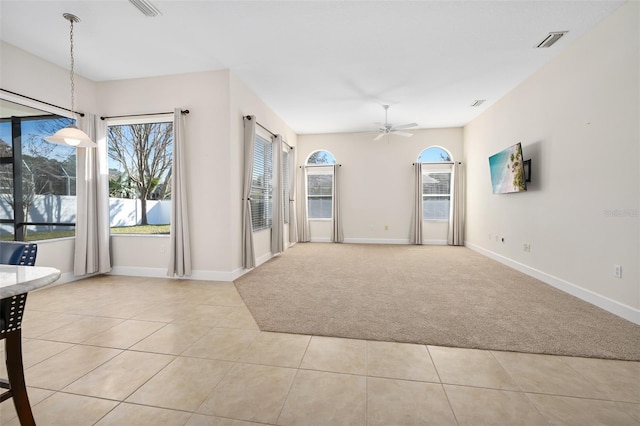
2 44 298 280
298 128 463 244
0 42 98 275
99 71 298 278
464 2 639 322
98 70 234 279
229 72 298 271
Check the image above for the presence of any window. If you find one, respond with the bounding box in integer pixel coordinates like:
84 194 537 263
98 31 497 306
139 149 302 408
0 99 76 241
107 118 173 234
250 133 272 231
423 171 451 220
306 150 336 219
283 149 290 224
418 147 452 221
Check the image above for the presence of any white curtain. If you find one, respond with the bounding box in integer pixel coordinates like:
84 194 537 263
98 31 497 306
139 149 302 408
331 164 343 243
298 167 310 242
288 147 298 244
409 162 423 245
448 162 465 246
74 113 111 276
168 109 192 277
242 116 256 268
271 134 284 254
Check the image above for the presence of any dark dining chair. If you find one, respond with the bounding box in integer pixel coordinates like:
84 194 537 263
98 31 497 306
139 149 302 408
0 241 38 266
1 241 38 425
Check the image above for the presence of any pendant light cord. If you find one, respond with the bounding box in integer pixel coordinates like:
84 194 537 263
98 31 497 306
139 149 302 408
63 13 80 121
68 16 76 120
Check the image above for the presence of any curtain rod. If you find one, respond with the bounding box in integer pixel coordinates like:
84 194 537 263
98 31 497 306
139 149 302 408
412 161 461 165
300 164 342 168
100 109 189 120
245 115 293 150
1 88 85 117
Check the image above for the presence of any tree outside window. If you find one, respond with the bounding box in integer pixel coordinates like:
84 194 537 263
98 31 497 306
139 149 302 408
1 103 76 241
107 120 173 233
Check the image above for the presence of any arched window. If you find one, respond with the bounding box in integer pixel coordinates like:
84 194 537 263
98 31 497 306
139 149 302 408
418 146 451 163
418 147 453 221
306 150 336 219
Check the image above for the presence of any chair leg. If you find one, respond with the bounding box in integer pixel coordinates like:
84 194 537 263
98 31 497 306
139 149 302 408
5 330 36 426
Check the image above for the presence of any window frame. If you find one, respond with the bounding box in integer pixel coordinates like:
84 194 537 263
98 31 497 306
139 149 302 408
106 114 174 235
422 168 452 222
418 147 453 222
305 150 336 221
283 148 290 225
306 166 333 220
0 103 76 242
250 130 273 232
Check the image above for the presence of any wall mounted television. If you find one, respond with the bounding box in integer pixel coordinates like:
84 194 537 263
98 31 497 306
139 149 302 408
489 142 527 194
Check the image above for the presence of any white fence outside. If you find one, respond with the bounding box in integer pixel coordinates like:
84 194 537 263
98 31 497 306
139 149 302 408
0 195 171 233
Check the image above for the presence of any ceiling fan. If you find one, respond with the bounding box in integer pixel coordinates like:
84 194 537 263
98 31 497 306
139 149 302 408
373 104 418 141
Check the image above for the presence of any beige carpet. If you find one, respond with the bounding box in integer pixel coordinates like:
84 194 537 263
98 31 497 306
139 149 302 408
234 243 640 361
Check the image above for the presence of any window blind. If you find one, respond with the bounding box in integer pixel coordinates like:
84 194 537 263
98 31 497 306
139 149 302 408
251 134 273 230
307 171 333 219
422 171 451 220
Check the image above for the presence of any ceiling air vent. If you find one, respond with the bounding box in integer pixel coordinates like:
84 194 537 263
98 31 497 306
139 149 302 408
470 99 486 107
536 31 568 48
129 0 162 17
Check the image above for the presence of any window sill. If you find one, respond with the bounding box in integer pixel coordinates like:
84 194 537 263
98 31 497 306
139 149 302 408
309 218 332 222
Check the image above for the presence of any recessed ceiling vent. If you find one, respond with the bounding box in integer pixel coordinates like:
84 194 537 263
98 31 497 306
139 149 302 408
129 0 162 17
470 99 486 107
536 31 568 48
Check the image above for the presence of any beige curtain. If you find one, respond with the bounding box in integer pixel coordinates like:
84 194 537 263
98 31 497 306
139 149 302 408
448 162 465 246
409 162 423 245
331 164 343 243
298 167 310 242
242 116 256 268
288 147 298 243
168 109 192 277
74 113 111 276
271 135 284 254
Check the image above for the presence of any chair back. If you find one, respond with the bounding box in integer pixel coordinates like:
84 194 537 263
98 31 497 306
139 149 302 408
0 242 38 266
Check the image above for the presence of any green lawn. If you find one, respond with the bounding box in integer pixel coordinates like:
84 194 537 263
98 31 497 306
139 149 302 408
2 224 170 242
110 225 170 235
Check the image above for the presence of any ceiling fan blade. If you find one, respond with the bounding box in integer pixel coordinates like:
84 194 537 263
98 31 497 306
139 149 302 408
393 123 418 130
373 132 385 141
392 131 413 137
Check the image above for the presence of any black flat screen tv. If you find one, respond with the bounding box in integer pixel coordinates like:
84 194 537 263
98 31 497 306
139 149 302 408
489 142 527 194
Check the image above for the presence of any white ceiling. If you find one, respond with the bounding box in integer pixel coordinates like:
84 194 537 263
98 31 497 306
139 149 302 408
0 0 626 134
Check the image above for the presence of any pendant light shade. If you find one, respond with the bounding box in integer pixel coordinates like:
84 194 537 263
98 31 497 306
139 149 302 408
47 13 96 148
45 125 95 147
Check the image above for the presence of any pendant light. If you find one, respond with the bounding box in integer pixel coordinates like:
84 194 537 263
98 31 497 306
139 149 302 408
45 13 96 148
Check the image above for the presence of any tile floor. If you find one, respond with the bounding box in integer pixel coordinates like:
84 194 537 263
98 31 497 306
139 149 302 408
1 275 639 425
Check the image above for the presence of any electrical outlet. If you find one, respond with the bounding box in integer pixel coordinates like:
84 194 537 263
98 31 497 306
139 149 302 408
614 265 622 278
523 243 531 252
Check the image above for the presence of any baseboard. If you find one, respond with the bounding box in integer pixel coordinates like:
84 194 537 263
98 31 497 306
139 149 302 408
110 266 236 282
310 237 331 243
423 239 448 245
344 238 410 245
310 238 446 245
465 242 640 325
